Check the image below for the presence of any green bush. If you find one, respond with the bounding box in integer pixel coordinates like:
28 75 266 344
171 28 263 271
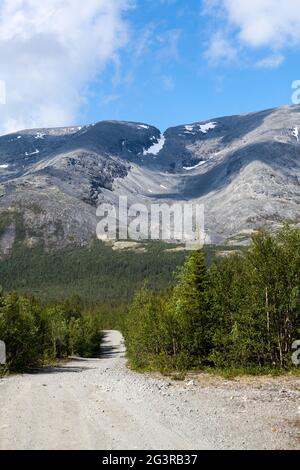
0 292 102 372
124 227 300 372
0 292 40 371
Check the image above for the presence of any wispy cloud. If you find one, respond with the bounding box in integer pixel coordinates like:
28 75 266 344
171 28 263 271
255 54 285 70
121 23 181 93
157 28 181 61
204 31 238 66
0 0 132 134
100 94 121 106
203 0 300 67
161 75 175 90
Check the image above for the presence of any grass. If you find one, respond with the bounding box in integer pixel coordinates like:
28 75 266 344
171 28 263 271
0 366 8 378
126 360 300 380
200 366 284 379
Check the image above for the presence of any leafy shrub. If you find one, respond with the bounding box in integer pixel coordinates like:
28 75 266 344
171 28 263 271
125 227 300 372
0 292 102 372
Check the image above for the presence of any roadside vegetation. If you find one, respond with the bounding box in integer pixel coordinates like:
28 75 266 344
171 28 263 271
124 227 300 374
2 226 299 377
0 293 102 373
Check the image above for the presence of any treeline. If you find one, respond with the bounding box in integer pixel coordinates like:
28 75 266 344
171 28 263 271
0 293 102 372
0 241 188 304
0 237 240 304
124 227 300 372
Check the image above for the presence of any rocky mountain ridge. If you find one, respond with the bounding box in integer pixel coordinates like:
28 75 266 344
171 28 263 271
0 104 300 253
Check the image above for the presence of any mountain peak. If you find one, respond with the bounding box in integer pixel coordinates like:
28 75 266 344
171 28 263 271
0 104 300 253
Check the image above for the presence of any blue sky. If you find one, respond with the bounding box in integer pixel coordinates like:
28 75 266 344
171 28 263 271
84 0 300 130
0 0 300 134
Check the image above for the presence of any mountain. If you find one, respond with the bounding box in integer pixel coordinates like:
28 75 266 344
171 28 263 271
1 104 300 254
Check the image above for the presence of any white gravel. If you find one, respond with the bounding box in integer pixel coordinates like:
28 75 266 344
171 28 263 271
0 330 299 450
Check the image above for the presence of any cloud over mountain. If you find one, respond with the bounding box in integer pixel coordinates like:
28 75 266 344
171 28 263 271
0 0 131 134
204 0 300 67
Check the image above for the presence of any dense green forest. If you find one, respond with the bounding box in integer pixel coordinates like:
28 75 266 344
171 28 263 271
2 227 299 375
0 239 239 303
0 241 186 302
124 227 300 373
0 238 238 372
0 293 102 372
0 236 243 374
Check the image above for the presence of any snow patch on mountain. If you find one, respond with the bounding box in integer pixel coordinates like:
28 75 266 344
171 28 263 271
25 149 40 156
183 122 217 135
198 122 217 134
183 161 207 170
143 134 166 156
35 132 45 140
292 127 299 142
9 135 22 142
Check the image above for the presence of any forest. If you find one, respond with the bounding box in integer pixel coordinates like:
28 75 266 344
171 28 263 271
0 293 102 372
1 227 300 375
124 227 300 373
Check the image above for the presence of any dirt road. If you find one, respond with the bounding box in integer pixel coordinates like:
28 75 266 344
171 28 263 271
0 330 299 450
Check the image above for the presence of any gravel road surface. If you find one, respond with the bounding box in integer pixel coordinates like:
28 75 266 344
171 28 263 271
0 330 299 450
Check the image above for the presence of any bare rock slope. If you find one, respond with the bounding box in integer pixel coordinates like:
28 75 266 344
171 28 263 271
1 105 300 251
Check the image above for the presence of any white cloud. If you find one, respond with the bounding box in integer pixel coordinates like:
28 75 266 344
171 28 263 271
0 0 131 134
255 54 285 69
101 94 120 105
204 0 300 66
134 25 155 59
133 26 181 64
222 0 300 48
157 29 181 61
204 32 238 66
